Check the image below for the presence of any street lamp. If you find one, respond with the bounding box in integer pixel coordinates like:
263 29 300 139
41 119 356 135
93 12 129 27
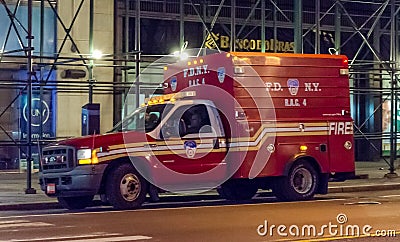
87 49 102 104
92 49 103 59
173 50 189 60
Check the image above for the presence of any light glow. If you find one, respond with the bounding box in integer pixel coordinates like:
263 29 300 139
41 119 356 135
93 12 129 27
92 49 103 59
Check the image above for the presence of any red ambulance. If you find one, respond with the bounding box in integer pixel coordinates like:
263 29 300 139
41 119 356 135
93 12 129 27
39 52 355 210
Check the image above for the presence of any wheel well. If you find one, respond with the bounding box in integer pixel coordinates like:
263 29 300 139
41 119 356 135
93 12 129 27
98 156 151 195
284 156 321 176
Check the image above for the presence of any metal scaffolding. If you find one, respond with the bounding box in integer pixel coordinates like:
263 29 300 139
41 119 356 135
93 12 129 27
1 0 400 188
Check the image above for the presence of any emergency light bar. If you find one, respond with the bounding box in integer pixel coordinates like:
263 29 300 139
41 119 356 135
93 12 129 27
143 91 197 106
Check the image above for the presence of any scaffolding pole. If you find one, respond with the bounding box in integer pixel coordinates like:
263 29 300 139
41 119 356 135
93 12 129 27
25 0 36 194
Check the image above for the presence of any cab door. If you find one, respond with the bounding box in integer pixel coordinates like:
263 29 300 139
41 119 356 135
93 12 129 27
157 101 228 189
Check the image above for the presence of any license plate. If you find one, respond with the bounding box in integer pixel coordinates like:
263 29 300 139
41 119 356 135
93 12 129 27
46 183 56 194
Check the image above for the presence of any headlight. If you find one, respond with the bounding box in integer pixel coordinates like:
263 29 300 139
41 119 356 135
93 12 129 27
77 148 98 165
77 149 92 160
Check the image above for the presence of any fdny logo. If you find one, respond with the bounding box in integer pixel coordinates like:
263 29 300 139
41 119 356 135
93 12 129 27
217 67 225 83
170 76 177 91
49 156 56 163
287 79 299 96
184 140 197 159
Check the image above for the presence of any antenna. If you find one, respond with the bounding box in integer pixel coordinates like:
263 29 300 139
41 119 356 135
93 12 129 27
92 130 96 149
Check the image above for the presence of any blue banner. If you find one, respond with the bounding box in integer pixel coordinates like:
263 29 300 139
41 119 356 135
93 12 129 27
20 91 56 140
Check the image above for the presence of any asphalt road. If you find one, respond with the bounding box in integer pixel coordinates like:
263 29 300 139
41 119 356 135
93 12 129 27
0 190 399 242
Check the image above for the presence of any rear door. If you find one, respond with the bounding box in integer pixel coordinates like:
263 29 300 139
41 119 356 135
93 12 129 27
328 119 355 173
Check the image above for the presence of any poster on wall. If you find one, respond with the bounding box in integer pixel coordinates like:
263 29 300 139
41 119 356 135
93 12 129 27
20 91 56 140
381 99 400 156
18 90 56 171
381 73 400 156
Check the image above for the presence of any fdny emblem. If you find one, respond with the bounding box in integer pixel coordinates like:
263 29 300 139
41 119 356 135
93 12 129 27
217 67 225 83
49 156 56 163
184 140 197 159
170 76 177 91
287 79 299 96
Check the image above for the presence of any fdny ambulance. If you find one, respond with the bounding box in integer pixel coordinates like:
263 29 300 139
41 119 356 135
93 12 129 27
39 52 355 210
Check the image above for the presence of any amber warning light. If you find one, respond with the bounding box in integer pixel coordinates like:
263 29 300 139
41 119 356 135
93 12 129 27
142 91 197 106
340 57 349 75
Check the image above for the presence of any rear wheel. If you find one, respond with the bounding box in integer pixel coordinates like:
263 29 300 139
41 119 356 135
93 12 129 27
106 163 148 210
217 180 258 200
57 195 94 210
272 160 318 201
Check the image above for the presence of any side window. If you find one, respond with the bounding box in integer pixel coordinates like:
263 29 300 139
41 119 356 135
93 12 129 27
161 104 212 139
145 112 160 132
183 105 211 135
125 111 144 131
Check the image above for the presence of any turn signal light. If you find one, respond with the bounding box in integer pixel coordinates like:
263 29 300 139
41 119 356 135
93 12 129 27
300 145 308 152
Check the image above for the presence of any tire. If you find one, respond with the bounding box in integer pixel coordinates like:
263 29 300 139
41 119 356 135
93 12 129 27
217 180 258 200
57 195 94 210
272 160 318 201
106 163 148 210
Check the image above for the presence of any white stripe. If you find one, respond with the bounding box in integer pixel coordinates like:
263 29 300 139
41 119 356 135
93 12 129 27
162 160 175 163
98 142 217 157
0 220 28 225
0 233 122 242
229 127 272 148
305 127 329 131
0 222 53 229
97 125 328 157
380 194 400 198
272 127 300 132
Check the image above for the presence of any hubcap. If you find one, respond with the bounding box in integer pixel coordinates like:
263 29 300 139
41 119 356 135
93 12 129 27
291 167 313 194
120 173 141 201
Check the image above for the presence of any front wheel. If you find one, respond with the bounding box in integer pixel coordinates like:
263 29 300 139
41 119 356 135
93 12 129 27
106 163 148 210
272 160 318 201
57 195 94 210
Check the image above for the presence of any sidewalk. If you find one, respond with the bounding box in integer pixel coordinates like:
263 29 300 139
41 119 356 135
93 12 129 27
0 160 400 211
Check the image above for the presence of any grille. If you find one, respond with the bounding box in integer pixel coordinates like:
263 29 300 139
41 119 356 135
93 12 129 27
41 146 75 172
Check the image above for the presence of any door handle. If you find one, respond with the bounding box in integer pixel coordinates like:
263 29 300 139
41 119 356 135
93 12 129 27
213 138 220 149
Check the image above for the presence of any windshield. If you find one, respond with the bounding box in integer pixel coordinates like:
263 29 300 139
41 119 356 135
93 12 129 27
109 104 171 133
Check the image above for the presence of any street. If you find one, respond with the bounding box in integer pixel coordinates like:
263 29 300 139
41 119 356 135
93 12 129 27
0 190 399 241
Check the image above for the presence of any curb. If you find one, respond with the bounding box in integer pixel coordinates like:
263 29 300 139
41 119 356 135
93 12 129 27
0 202 61 211
1 183 400 211
328 183 400 193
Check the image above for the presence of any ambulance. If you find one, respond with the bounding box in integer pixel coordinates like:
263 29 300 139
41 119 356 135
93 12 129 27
39 52 355 210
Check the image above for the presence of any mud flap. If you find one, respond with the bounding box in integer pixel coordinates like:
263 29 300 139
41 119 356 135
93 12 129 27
148 184 160 202
317 173 329 194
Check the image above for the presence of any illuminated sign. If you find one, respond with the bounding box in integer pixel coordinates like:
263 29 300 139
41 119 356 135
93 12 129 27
20 92 56 139
205 32 294 52
23 98 50 127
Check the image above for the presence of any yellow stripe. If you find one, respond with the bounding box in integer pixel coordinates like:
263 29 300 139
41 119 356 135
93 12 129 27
109 138 216 150
276 131 328 137
100 122 328 161
98 147 228 162
108 122 327 150
233 122 328 142
99 130 325 161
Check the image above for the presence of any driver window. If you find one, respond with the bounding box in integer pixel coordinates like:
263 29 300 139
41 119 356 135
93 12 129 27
161 104 212 139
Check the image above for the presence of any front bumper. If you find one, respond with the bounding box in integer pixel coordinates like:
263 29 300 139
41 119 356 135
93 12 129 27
39 164 107 197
